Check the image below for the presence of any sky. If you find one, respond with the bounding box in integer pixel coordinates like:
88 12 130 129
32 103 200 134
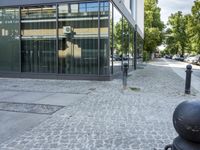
158 0 195 24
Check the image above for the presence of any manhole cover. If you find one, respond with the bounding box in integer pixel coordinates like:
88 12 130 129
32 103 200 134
0 102 64 115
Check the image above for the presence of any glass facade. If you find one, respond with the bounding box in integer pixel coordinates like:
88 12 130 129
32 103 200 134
58 2 100 75
129 25 135 67
0 8 20 72
21 5 57 73
0 0 143 79
137 32 144 63
57 1 109 75
110 3 122 74
109 3 136 75
99 2 109 75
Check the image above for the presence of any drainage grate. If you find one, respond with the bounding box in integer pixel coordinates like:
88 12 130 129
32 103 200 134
0 102 65 115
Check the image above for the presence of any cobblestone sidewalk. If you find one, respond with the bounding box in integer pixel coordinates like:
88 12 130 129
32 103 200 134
0 59 200 150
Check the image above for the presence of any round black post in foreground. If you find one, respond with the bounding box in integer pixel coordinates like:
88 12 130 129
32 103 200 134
165 101 200 150
122 62 129 89
185 64 192 94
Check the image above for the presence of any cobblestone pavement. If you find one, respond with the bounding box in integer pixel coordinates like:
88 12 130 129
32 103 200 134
0 59 200 150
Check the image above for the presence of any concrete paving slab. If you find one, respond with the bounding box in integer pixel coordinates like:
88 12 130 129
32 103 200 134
0 110 49 143
36 93 86 106
4 92 53 103
0 91 20 100
0 102 64 115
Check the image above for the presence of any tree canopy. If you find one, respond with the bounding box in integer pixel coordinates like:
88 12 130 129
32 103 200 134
165 0 200 55
144 0 164 54
114 18 132 55
166 11 187 55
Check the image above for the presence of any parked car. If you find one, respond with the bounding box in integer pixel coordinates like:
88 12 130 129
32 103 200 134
184 55 195 62
172 54 180 60
123 55 129 61
184 55 189 62
188 55 200 64
177 56 184 61
197 56 200 65
112 54 121 61
165 55 172 59
193 55 200 64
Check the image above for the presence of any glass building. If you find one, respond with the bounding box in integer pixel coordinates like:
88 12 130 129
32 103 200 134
0 0 144 80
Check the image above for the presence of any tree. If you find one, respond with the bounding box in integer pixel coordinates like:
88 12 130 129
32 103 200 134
184 14 194 54
114 18 133 55
166 11 187 55
144 0 164 55
165 28 178 55
190 0 200 53
165 0 200 55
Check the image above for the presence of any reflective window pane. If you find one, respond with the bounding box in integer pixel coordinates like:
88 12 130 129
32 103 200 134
0 1 113 77
129 25 134 67
71 4 79 13
58 2 99 75
112 6 123 74
110 3 113 74
99 1 109 75
21 6 57 73
137 33 143 63
0 8 20 72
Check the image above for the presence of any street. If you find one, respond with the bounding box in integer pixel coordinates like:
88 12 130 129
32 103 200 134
164 58 200 77
164 58 200 93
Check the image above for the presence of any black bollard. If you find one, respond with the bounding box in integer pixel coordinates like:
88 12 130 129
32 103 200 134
122 62 129 89
185 64 192 94
165 101 200 150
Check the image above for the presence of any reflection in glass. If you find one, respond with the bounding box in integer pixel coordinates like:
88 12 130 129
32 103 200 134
137 33 143 63
129 25 134 67
123 19 129 56
58 2 99 75
21 6 57 73
112 5 123 74
110 3 136 74
122 18 130 67
0 8 20 72
99 1 109 75
79 3 99 12
0 1 141 78
110 3 113 74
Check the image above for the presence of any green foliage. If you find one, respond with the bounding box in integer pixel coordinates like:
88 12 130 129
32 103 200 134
165 0 200 55
184 14 194 53
160 50 166 57
166 11 187 55
114 18 133 55
143 51 149 61
144 0 164 53
190 0 200 53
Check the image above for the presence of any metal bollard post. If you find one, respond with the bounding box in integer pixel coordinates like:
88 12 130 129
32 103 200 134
122 63 129 89
164 101 200 150
185 64 192 94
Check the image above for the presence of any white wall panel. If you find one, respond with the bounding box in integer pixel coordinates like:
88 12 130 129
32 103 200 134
123 0 131 12
136 0 144 37
131 0 136 20
123 0 144 38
